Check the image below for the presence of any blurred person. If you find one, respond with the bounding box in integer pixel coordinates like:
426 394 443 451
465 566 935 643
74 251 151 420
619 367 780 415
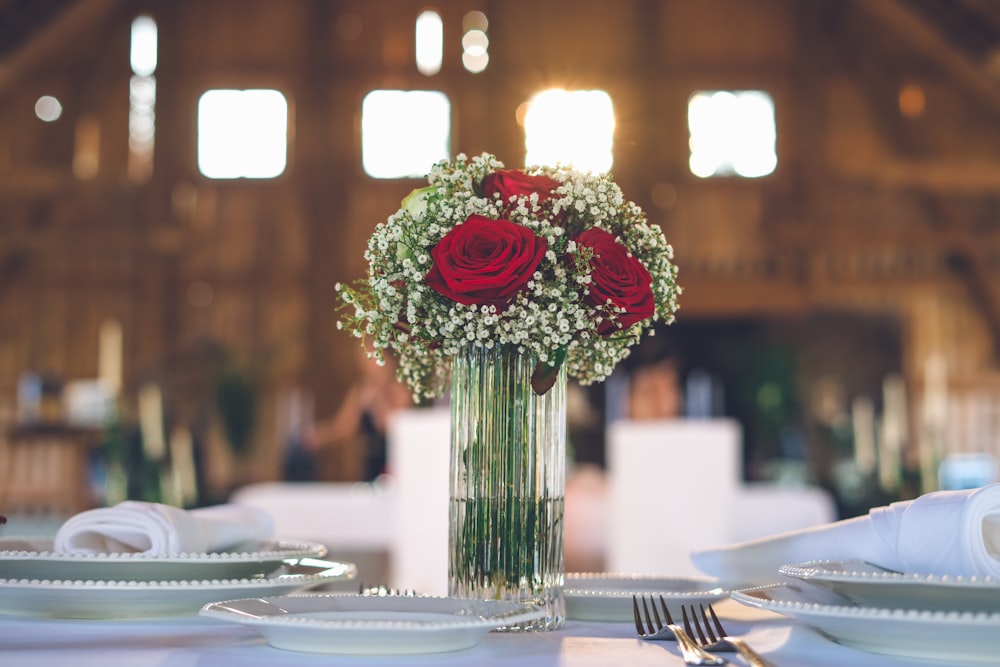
303 348 413 481
627 357 683 420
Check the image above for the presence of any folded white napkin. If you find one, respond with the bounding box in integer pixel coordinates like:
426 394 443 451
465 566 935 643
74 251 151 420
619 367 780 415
691 484 1000 585
53 501 275 555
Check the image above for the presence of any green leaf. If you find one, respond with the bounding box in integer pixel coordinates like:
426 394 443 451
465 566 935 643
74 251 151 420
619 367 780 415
530 347 567 394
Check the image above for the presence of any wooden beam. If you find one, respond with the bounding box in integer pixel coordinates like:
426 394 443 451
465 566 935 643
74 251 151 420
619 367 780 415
678 279 810 317
854 0 1000 117
0 0 123 96
833 159 1000 193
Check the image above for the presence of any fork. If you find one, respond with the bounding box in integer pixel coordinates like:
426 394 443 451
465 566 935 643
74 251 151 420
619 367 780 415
683 603 775 667
632 595 727 666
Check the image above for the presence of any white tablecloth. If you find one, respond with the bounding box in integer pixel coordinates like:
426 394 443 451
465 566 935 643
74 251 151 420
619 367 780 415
0 600 961 667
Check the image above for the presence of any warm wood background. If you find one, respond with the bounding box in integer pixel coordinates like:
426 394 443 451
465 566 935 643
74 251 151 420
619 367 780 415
2 0 1000 502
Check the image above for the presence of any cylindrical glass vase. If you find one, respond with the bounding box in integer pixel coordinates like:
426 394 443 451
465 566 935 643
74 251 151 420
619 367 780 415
448 343 567 631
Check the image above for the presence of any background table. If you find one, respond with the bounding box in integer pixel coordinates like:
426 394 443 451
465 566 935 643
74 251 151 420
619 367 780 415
2 424 102 517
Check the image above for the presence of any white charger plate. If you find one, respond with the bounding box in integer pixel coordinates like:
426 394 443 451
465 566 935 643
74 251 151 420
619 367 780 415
733 582 1000 664
564 573 729 622
0 557 355 619
200 594 546 655
779 560 1000 612
0 537 327 582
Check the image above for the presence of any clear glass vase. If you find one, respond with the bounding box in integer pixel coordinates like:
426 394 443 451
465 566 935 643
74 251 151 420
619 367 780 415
448 343 567 631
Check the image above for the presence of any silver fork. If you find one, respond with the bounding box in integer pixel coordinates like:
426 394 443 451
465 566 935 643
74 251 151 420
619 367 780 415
631 595 727 666
683 603 775 667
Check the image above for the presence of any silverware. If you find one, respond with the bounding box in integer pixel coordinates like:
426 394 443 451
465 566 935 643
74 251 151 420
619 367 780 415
631 594 727 665
683 603 776 667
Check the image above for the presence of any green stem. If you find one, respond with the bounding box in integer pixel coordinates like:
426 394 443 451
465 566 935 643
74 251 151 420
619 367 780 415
448 344 567 631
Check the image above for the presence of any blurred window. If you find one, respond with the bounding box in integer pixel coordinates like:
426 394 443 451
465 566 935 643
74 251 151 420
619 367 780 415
362 90 450 179
688 90 776 178
522 89 614 174
197 89 288 179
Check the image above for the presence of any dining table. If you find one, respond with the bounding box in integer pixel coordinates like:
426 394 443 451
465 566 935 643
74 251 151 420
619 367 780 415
5 484 997 667
0 598 965 667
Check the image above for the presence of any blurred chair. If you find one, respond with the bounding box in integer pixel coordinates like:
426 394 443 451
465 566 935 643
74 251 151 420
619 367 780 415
385 408 626 586
604 418 839 576
606 419 742 576
386 407 450 596
728 482 837 543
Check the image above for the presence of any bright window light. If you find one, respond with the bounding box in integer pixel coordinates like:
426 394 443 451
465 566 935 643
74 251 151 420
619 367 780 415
688 90 776 178
415 10 443 76
130 15 158 76
362 90 450 179
198 89 288 179
523 89 614 173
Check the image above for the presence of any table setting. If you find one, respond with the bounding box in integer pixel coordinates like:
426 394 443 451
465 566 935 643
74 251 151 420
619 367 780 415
0 500 355 619
4 156 1000 666
3 485 1000 665
685 483 1000 665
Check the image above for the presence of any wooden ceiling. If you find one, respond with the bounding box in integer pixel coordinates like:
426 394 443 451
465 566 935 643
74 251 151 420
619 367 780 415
0 0 132 96
2 0 1000 90
0 0 74 58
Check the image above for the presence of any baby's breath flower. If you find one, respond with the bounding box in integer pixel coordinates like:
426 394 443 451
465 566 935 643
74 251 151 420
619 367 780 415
337 153 681 399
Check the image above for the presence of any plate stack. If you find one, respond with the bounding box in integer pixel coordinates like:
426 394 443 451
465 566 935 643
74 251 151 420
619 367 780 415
0 536 353 618
733 560 1000 664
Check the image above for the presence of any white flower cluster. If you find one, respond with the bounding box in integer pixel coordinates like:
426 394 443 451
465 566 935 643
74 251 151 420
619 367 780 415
338 153 681 400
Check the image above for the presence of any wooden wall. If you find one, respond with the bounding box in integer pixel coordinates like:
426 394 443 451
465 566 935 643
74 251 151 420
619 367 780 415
2 0 1000 500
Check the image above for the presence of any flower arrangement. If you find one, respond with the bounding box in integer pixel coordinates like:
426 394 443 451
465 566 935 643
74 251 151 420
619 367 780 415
337 152 681 399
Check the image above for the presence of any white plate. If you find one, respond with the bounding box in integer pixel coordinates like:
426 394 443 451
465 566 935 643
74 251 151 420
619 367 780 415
200 594 546 655
0 557 356 619
733 582 1000 664
564 573 729 621
0 537 327 582
779 560 1000 612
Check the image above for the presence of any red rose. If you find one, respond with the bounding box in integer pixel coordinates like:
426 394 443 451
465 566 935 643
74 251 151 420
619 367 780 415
481 169 561 206
425 214 547 311
577 228 655 336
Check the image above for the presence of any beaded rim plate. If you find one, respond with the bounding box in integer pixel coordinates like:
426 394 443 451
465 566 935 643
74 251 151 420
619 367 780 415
0 557 355 619
200 594 546 655
0 537 328 582
733 582 1000 664
564 572 730 622
778 560 1000 612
